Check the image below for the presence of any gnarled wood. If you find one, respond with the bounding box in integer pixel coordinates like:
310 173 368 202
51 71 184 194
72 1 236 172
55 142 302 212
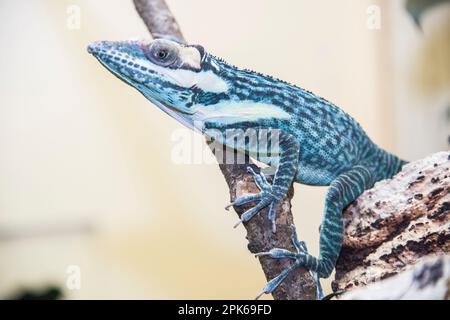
334 151 450 295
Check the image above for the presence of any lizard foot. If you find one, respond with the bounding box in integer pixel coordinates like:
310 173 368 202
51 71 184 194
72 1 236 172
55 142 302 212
254 224 324 300
225 167 281 232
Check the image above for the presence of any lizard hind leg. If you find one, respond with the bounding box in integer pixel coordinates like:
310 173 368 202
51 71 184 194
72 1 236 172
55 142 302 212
255 225 324 299
254 165 375 299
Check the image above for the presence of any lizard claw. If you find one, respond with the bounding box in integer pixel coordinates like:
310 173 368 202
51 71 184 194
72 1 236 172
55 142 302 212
254 225 324 300
233 219 243 229
255 290 266 300
226 166 283 230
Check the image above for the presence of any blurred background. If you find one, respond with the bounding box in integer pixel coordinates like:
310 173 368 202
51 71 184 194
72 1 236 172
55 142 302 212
0 0 449 299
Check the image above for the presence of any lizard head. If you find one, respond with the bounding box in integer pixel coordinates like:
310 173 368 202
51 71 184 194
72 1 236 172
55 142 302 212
87 39 229 129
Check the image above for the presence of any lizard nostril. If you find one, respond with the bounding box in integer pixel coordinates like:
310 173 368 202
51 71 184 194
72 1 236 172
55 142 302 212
87 42 102 54
87 44 95 54
87 41 113 54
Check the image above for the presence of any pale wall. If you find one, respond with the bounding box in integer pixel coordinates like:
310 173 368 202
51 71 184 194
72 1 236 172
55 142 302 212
0 0 444 299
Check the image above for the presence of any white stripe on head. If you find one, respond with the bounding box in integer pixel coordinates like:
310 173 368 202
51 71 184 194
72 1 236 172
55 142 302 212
196 71 228 93
109 39 228 93
178 45 201 70
154 40 228 93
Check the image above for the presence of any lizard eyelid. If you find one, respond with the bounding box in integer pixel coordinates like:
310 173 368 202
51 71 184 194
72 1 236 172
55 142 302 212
145 41 178 67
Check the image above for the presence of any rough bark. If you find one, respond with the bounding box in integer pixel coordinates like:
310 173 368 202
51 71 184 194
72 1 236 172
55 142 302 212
132 0 316 300
333 151 450 295
341 255 450 299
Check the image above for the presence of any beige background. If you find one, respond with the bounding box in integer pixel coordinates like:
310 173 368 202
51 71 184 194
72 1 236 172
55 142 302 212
0 0 449 299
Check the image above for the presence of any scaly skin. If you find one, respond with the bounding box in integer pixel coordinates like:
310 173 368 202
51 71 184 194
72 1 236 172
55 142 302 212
88 39 407 298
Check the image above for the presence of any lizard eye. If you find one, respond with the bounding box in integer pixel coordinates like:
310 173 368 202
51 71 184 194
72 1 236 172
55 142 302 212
146 40 178 67
157 50 168 59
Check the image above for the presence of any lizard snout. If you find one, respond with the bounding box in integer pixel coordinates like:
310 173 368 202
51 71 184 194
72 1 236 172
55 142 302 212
87 41 116 55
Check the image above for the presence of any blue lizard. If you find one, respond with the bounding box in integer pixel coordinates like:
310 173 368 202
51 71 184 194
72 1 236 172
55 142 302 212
88 39 407 299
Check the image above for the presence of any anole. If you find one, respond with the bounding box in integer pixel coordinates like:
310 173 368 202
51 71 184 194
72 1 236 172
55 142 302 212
88 39 407 299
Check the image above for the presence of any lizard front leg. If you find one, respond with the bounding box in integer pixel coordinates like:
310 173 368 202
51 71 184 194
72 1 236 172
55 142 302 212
226 131 299 233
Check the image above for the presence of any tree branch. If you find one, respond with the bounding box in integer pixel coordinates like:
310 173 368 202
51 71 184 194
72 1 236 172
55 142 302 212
132 0 316 300
133 0 185 44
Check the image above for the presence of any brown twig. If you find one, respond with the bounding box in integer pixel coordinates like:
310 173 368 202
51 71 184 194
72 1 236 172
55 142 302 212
133 0 185 44
132 0 316 300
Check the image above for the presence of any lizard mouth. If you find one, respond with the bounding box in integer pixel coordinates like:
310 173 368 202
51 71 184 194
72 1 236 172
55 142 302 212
89 47 195 117
158 100 195 115
91 55 194 116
